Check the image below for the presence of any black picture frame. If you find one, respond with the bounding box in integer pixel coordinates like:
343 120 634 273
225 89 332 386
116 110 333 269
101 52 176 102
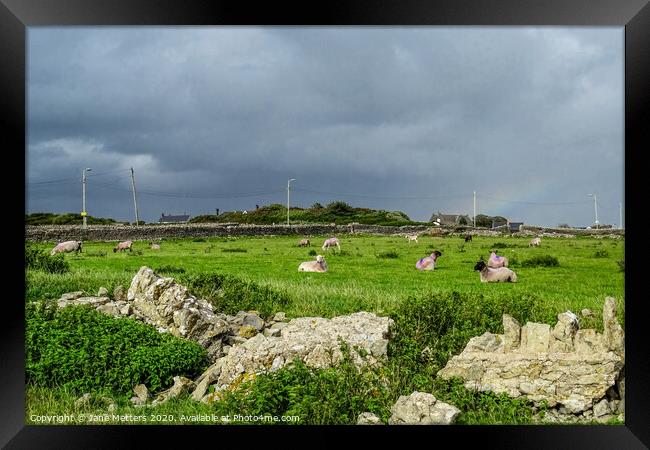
4 0 649 447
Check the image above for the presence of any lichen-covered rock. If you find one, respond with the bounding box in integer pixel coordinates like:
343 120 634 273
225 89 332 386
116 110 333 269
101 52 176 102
503 314 521 352
388 392 460 425
97 286 109 297
96 303 121 317
126 266 230 362
242 313 265 331
197 312 392 397
57 296 111 309
113 284 127 302
603 297 624 357
74 393 92 409
152 376 196 406
357 412 382 425
238 325 258 338
438 298 625 420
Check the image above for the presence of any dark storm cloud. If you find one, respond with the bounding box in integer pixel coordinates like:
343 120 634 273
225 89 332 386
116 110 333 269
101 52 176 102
27 27 623 226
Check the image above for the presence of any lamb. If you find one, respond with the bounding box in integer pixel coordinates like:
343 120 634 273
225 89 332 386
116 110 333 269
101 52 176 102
50 240 83 255
298 239 311 247
464 235 473 242
416 251 442 271
113 240 133 253
474 260 517 283
298 255 328 272
406 234 419 243
487 251 509 268
150 242 161 250
322 237 341 251
529 237 542 247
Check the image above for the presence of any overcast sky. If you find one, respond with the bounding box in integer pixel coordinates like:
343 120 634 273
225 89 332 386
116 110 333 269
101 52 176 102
26 27 624 227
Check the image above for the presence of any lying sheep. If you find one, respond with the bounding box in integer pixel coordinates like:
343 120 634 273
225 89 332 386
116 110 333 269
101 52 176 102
487 251 509 268
50 240 83 255
298 239 311 247
298 255 328 272
416 251 442 271
150 242 161 250
322 237 340 251
406 234 419 243
474 260 517 283
113 240 133 253
529 237 542 247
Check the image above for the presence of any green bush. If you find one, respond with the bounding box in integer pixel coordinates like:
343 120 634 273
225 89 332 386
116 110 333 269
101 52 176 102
593 250 609 258
154 265 186 275
521 255 559 267
377 250 399 259
491 242 508 249
213 343 392 424
26 303 207 394
25 245 70 274
182 273 291 318
308 249 317 256
386 291 551 395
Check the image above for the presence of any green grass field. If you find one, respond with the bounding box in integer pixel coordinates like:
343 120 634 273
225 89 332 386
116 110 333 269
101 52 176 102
27 234 624 325
25 233 625 425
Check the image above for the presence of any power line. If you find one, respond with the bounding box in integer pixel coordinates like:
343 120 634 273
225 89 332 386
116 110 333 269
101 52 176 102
478 194 592 206
292 187 468 200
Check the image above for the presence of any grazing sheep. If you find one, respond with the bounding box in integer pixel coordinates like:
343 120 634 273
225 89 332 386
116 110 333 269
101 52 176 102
50 240 83 255
150 242 161 250
298 255 328 272
487 251 509 268
406 234 419 243
474 260 517 283
322 237 341 251
529 237 542 247
113 240 133 253
298 239 311 247
416 251 442 271
464 234 473 242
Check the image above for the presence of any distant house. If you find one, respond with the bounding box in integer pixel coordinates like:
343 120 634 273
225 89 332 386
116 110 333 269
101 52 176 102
159 213 191 224
429 212 470 226
507 221 524 232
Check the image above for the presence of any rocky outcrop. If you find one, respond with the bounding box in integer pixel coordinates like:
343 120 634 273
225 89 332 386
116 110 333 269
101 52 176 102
388 392 460 425
438 298 625 423
357 412 382 425
193 312 393 402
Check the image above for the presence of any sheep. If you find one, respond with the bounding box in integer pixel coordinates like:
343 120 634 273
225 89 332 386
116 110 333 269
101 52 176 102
50 240 83 255
487 251 509 268
529 237 542 247
322 237 341 251
416 250 442 271
405 234 419 243
464 234 473 242
474 260 517 283
113 240 133 253
298 239 311 247
150 242 161 250
298 255 328 272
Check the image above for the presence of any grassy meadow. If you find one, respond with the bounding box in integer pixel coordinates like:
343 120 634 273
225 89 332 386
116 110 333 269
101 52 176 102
25 233 625 425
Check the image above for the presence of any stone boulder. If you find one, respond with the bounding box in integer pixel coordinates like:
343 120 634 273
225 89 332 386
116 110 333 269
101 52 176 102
127 266 230 362
357 412 382 425
193 312 393 401
388 392 460 425
438 298 625 421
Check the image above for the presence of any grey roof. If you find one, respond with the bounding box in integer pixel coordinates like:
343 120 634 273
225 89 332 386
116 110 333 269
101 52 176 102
159 214 190 223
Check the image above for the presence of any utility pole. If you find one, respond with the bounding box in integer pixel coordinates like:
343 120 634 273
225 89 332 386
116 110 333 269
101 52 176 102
473 191 476 227
130 167 140 226
619 202 623 229
82 168 92 228
588 194 599 229
287 178 296 226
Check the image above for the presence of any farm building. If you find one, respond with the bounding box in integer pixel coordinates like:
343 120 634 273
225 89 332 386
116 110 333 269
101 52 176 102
159 213 191 224
429 212 471 226
507 221 524 232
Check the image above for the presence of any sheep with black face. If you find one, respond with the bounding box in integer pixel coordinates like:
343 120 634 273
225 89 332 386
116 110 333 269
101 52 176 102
474 260 517 283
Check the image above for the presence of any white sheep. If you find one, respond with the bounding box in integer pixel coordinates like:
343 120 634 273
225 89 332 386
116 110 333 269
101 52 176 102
150 242 161 250
50 240 83 255
529 237 542 247
113 240 133 253
298 239 311 247
416 251 442 270
487 251 509 268
474 260 517 283
298 255 328 272
322 237 341 251
405 234 419 243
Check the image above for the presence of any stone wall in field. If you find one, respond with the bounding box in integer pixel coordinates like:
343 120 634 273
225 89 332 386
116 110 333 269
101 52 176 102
24 222 625 242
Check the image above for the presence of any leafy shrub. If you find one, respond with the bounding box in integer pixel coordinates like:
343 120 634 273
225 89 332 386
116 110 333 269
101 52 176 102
25 245 69 274
377 250 399 259
222 248 247 253
308 249 317 256
126 250 144 256
593 250 609 258
386 291 551 395
213 343 392 424
521 255 559 267
25 302 207 394
491 242 508 249
182 273 291 318
154 265 186 274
